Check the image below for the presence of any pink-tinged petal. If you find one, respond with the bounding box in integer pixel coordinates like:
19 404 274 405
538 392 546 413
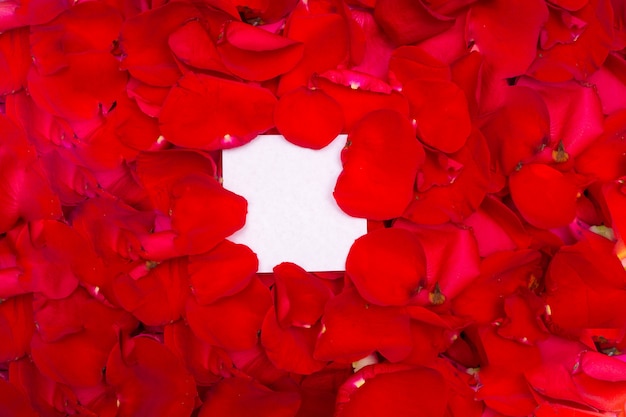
336 364 449 417
349 8 395 79
334 109 424 220
198 377 301 417
170 175 247 256
217 20 304 81
313 71 409 131
0 294 34 362
528 0 613 82
0 379 38 417
113 258 189 326
106 336 197 417
0 0 72 31
159 73 277 150
467 0 548 77
579 351 626 382
274 87 343 149
588 53 626 115
273 262 332 328
576 110 626 181
168 19 228 74
0 27 30 95
509 164 578 230
404 79 471 153
346 228 426 306
464 196 531 257
277 4 350 95
315 287 412 362
518 78 603 159
119 2 201 86
374 0 454 46
189 240 258 305
186 278 271 351
261 310 326 374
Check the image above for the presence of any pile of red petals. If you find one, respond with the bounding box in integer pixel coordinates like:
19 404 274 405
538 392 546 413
1 0 626 416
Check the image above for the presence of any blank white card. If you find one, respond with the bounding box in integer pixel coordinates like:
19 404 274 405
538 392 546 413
222 135 367 273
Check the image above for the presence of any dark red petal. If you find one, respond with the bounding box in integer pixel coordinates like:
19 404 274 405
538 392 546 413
170 175 247 255
315 287 412 362
273 262 332 328
403 78 471 154
189 240 258 305
186 278 271 350
576 110 626 181
509 163 578 229
0 294 34 362
120 2 201 86
467 0 549 77
334 109 424 220
374 0 454 46
217 20 304 81
106 336 197 417
261 310 326 374
159 73 277 149
336 366 449 417
274 87 343 149
346 228 425 306
0 379 38 417
199 377 301 417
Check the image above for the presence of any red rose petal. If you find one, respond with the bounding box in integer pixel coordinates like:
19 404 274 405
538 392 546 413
188 240 258 305
119 2 201 86
273 262 332 328
334 109 424 220
374 0 454 46
0 294 34 362
346 228 426 306
0 379 38 417
313 71 409 132
467 0 548 77
159 73 277 149
217 20 304 81
315 287 412 362
274 87 343 149
0 27 30 95
113 258 189 326
336 365 449 417
106 336 197 417
199 377 301 417
186 278 271 351
168 19 228 74
261 310 327 374
277 5 350 95
509 163 578 229
170 175 247 256
403 78 471 154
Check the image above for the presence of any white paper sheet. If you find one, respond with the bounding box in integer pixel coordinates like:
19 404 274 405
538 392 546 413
222 135 367 273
